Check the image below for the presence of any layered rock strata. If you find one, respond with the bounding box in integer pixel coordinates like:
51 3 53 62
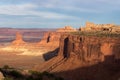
80 22 120 33
58 34 120 62
38 32 62 49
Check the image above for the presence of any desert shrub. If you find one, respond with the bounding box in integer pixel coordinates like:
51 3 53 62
3 65 10 69
42 71 54 77
4 77 13 80
28 70 43 80
1 66 64 80
42 71 64 80
10 70 23 78
29 70 41 75
54 77 64 80
28 71 64 80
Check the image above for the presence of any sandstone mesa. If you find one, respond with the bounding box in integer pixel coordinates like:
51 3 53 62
79 22 120 33
0 23 120 80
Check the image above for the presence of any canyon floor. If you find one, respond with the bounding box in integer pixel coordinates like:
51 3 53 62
0 53 44 69
0 42 48 69
0 28 55 70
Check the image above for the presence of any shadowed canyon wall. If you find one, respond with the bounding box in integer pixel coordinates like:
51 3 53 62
34 31 120 80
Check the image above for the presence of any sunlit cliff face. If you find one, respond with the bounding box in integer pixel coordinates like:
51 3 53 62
100 43 115 56
12 32 26 46
33 32 120 80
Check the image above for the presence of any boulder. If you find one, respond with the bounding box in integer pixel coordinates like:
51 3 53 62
0 72 4 80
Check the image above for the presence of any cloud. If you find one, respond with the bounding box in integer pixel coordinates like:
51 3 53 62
0 0 120 28
0 3 76 19
33 0 120 13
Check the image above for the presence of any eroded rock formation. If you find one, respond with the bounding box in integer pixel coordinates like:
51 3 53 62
58 34 120 62
38 32 62 49
36 33 120 70
57 26 77 32
34 33 120 80
38 26 77 48
80 22 120 33
12 32 26 45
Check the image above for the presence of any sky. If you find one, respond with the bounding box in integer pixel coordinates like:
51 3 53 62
0 0 120 28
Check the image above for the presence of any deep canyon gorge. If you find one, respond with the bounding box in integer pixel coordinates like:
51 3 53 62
0 24 120 80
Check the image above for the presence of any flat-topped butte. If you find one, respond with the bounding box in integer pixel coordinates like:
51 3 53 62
79 22 120 33
70 22 120 37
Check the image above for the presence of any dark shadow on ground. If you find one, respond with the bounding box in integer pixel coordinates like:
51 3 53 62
43 48 59 61
54 56 120 80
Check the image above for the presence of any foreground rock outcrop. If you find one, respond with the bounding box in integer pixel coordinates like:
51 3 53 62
0 72 4 80
58 34 120 61
35 33 120 80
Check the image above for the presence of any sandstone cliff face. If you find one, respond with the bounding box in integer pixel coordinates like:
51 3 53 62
58 34 120 62
38 32 62 50
39 32 61 43
34 34 120 80
35 34 120 70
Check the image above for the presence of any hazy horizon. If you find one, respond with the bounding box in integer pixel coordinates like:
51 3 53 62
0 0 120 28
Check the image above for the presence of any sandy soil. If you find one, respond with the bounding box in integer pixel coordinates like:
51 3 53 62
0 53 44 70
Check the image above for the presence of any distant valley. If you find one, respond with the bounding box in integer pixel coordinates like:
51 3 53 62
0 28 56 69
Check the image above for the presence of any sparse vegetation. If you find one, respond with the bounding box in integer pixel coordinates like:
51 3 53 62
4 77 13 80
3 65 10 69
27 71 64 80
0 65 64 80
71 31 120 37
